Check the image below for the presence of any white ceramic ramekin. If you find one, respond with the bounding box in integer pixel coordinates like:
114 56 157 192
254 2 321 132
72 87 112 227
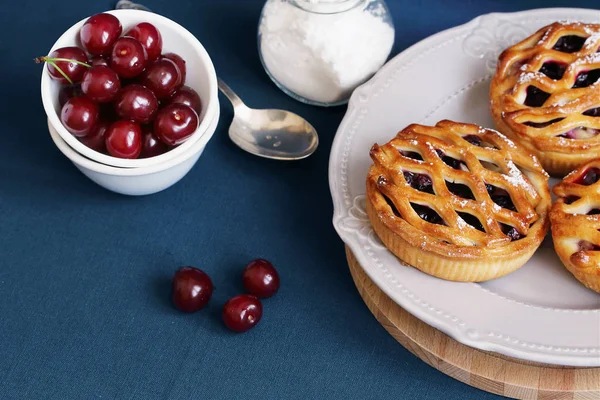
41 9 218 168
47 102 219 196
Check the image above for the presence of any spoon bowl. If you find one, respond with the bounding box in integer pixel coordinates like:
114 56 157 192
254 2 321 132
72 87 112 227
219 79 318 160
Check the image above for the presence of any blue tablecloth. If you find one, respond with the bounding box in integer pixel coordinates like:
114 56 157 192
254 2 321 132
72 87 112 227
1 1 597 399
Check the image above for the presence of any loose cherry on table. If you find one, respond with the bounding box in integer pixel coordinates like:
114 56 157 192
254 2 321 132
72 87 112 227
115 84 159 123
81 66 121 103
61 96 99 137
222 294 263 333
171 267 214 313
105 120 142 159
125 22 163 62
110 37 148 78
154 103 199 146
80 13 123 56
242 259 280 298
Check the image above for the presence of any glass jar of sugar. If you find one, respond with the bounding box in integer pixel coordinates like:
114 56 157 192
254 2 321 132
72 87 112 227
258 0 395 107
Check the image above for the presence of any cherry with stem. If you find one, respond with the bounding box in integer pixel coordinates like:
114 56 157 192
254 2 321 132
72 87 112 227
35 49 91 85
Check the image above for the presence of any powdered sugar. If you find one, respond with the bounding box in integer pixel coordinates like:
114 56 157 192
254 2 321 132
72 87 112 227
259 0 395 104
518 71 544 84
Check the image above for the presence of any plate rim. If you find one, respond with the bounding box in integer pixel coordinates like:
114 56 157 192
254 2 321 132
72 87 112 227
329 7 600 367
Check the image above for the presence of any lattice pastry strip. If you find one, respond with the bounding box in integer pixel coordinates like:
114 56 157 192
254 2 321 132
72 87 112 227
551 162 600 277
369 120 549 248
490 22 600 171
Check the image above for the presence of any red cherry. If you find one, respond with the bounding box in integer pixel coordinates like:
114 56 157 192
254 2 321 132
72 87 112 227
242 259 280 298
114 84 158 123
154 104 198 146
90 56 109 67
110 37 148 78
60 96 99 137
141 126 169 158
58 84 83 107
163 53 186 84
140 58 182 99
42 47 89 84
169 86 202 116
80 13 122 56
79 120 110 153
105 120 142 159
171 267 214 312
81 66 121 103
125 22 163 62
222 294 263 333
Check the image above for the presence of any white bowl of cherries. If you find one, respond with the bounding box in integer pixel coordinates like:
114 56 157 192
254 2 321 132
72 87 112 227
39 9 219 188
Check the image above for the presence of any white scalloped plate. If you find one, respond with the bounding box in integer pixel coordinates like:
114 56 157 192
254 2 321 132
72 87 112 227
330 8 600 367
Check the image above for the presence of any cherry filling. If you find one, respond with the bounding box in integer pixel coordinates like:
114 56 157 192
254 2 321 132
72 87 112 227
436 149 467 170
564 196 581 204
462 135 499 149
557 127 600 139
572 69 600 88
552 35 586 53
400 150 423 161
411 203 444 225
486 184 517 211
578 240 600 251
500 223 523 241
539 61 567 80
382 194 400 217
524 86 550 107
583 107 600 117
457 212 485 232
463 135 482 146
576 167 600 185
403 171 434 194
523 117 565 128
446 181 475 200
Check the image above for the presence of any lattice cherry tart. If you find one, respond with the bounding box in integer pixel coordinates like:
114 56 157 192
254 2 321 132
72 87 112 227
490 22 600 177
551 161 600 293
366 120 551 282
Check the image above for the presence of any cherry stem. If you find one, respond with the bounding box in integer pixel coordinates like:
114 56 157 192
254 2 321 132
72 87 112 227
34 56 92 86
46 60 73 85
35 56 91 68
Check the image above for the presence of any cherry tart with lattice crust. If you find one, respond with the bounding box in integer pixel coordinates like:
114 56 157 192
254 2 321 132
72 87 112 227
490 22 600 177
366 120 551 282
551 160 600 293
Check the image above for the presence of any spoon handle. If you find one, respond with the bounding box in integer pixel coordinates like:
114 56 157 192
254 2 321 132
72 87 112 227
217 78 246 110
115 0 151 11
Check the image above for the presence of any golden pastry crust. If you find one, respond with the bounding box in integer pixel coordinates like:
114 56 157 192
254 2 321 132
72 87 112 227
366 120 551 282
490 21 600 177
551 160 600 294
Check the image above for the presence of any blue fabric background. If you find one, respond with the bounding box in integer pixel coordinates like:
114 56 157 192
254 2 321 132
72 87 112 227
0 1 597 399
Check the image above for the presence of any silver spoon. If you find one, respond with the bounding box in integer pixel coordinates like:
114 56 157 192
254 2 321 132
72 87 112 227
217 79 318 160
115 1 319 160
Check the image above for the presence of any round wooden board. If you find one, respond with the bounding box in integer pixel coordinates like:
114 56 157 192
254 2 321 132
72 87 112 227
345 247 600 400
